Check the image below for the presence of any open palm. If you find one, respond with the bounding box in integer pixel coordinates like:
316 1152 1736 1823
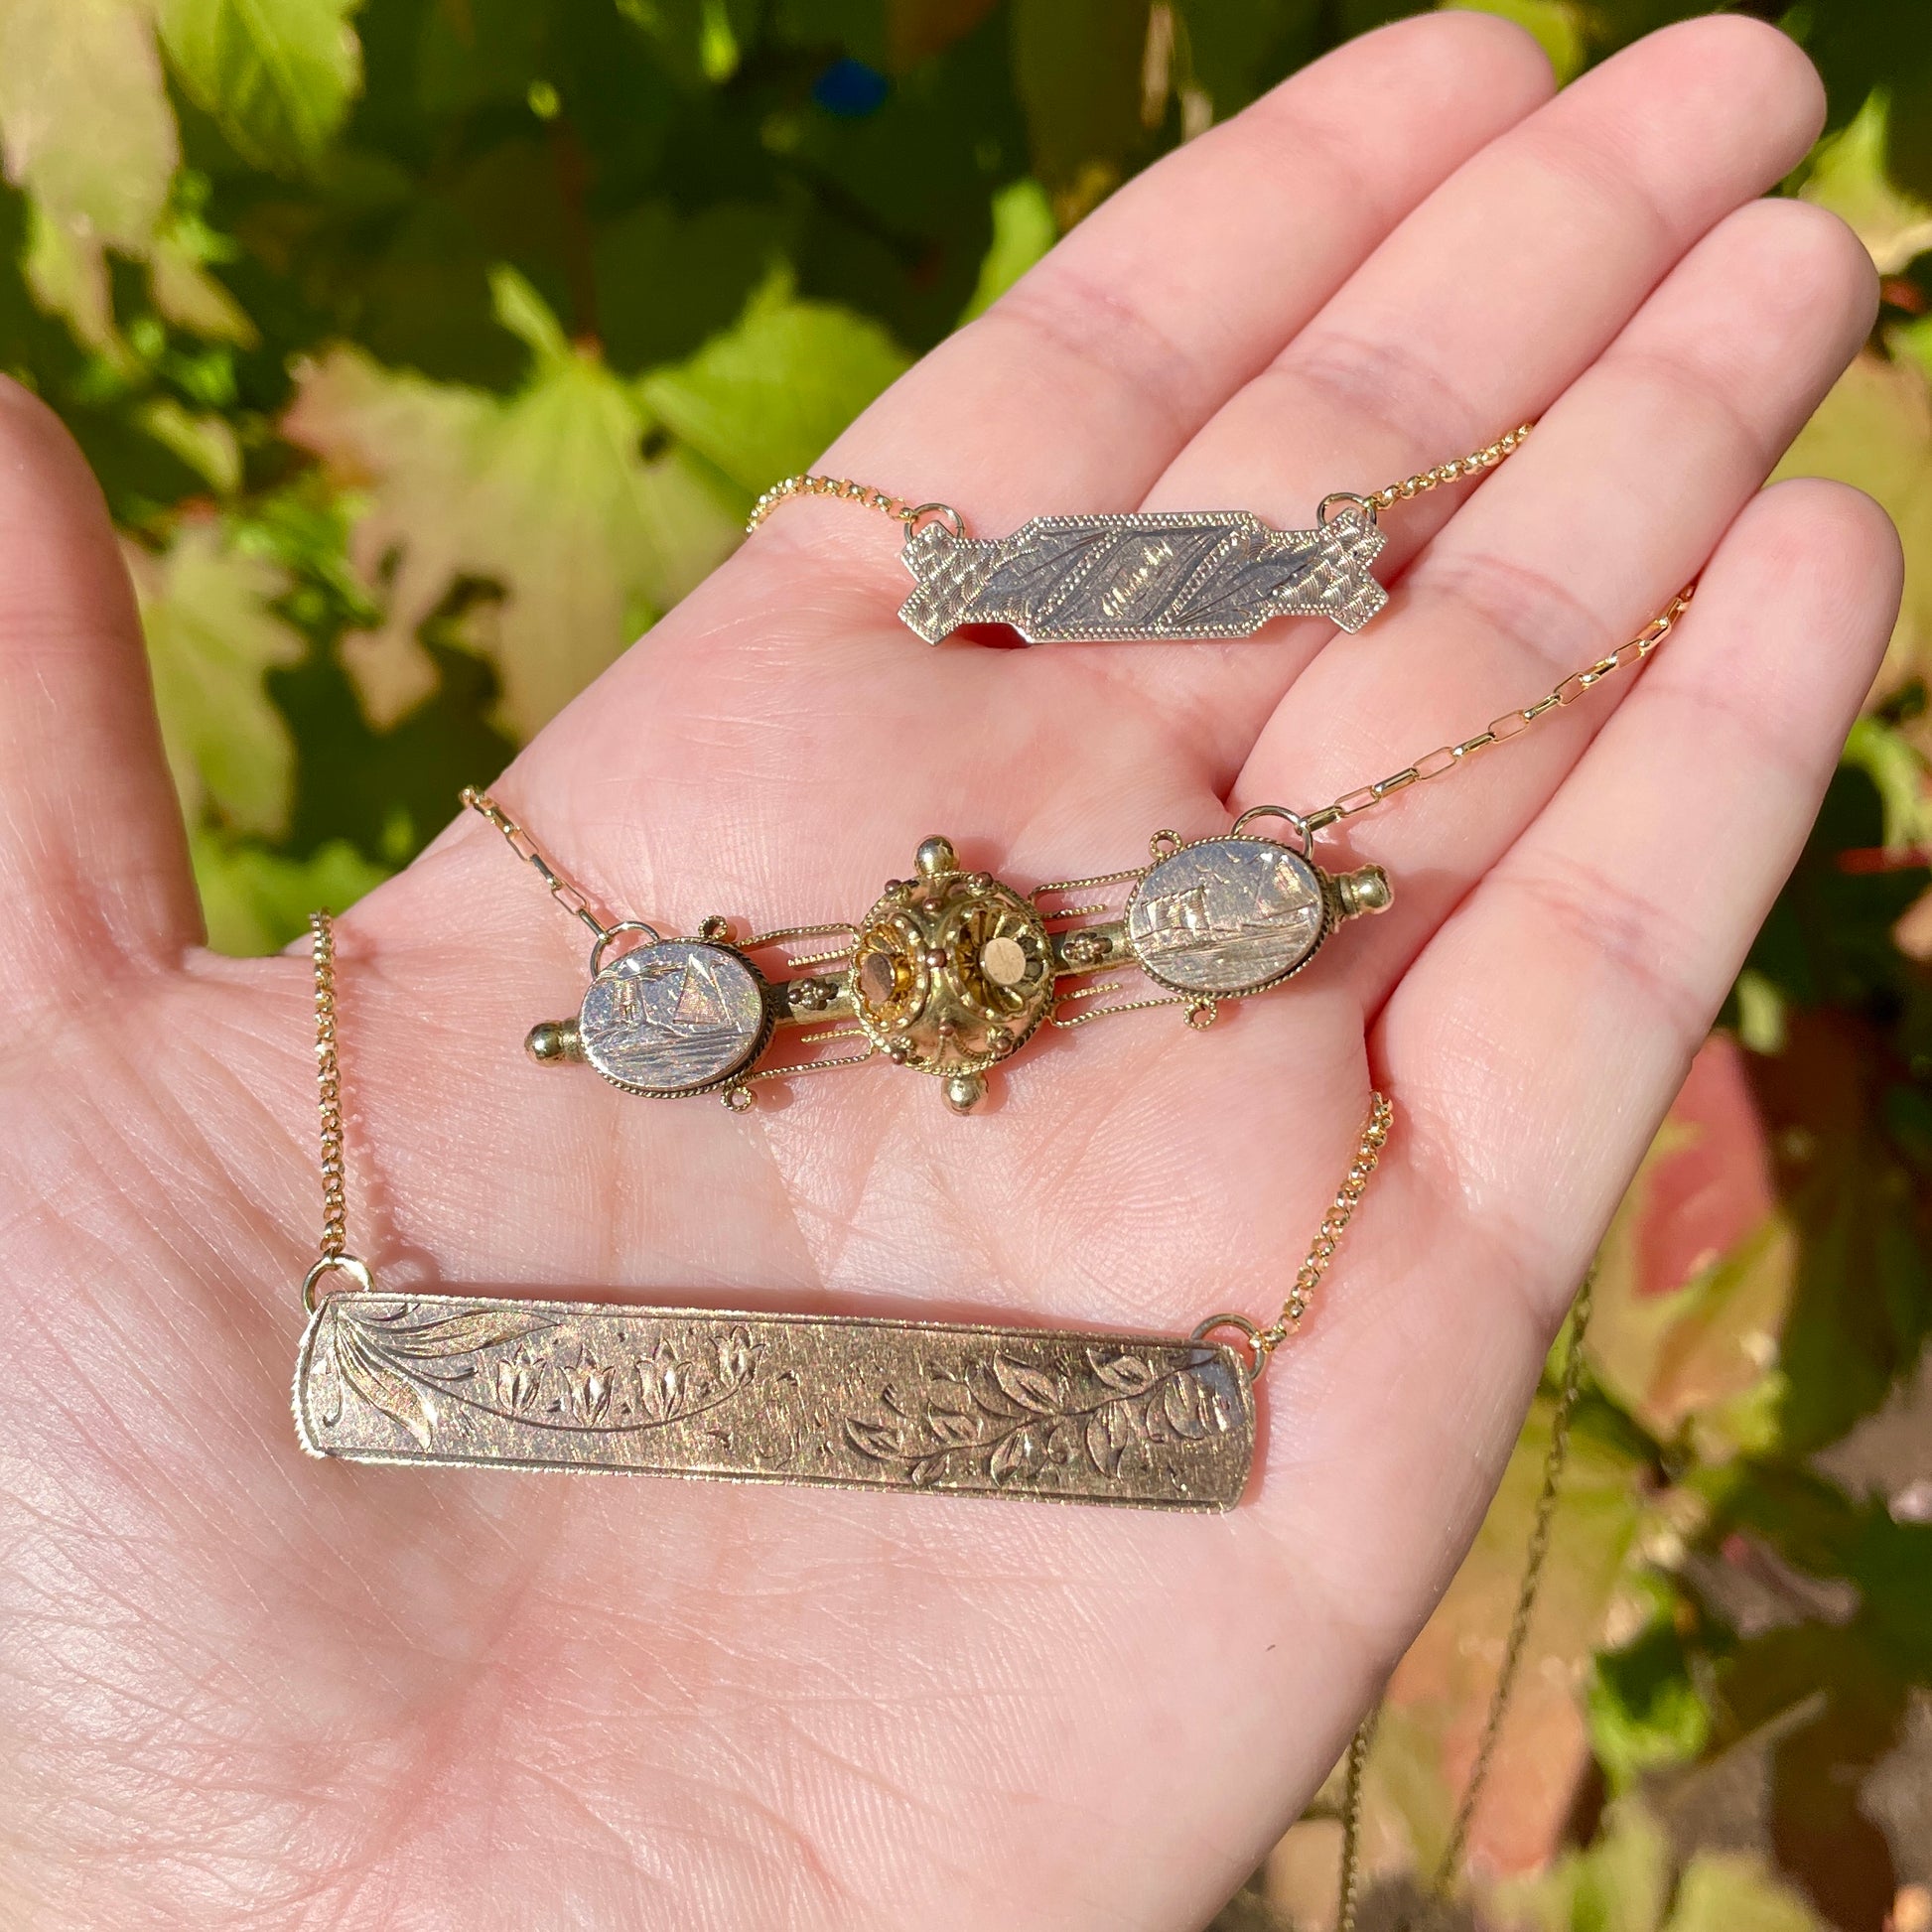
0 14 1903 1929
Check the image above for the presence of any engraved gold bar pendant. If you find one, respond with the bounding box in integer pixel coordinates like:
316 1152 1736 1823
295 1292 1256 1510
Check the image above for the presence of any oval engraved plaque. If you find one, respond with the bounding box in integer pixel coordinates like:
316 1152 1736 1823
1127 836 1328 996
579 939 770 1096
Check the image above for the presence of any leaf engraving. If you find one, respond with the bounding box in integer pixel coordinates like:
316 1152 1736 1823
325 1300 757 1446
993 1355 1065 1415
840 1342 1247 1492
333 1315 435 1449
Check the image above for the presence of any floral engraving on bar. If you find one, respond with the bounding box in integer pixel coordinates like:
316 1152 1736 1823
311 1296 759 1451
842 1344 1243 1491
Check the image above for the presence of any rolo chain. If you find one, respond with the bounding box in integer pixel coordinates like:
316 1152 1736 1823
746 425 1535 538
1258 1092 1392 1358
302 911 372 1313
1361 422 1533 513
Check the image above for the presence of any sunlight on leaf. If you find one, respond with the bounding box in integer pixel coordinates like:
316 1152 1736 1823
157 0 364 174
1371 1404 1651 1877
1773 345 1932 721
1486 1796 1671 1932
639 270 911 494
129 516 304 837
285 279 744 735
1801 93 1932 276
1443 1 1587 86
1589 1035 1795 1455
1664 1852 1827 1932
959 177 1056 323
190 831 389 955
0 0 179 346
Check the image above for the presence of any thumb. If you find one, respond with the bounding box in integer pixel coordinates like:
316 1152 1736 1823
0 380 199 1020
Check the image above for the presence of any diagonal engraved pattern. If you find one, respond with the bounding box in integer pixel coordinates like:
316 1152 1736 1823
296 1293 1256 1509
898 506 1388 642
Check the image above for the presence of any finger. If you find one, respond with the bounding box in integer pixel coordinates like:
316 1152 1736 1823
1233 194 1876 1008
738 11 1554 587
1065 15 1828 752
1377 478 1899 1316
1163 13 1824 561
1231 479 1900 1745
0 382 198 1018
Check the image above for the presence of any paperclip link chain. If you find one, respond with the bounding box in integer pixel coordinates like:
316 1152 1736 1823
745 425 1534 537
1302 588 1693 839
461 586 1692 953
459 785 611 942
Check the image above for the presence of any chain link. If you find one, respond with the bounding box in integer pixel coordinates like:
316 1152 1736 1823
460 787 611 942
1363 422 1533 513
1256 1092 1392 1359
312 911 346 1258
1335 1273 1597 1928
302 912 374 1311
745 474 926 535
746 426 1536 540
1302 587 1694 838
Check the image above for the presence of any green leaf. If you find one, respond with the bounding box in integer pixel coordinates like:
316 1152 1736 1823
284 282 744 737
130 516 305 836
958 177 1054 323
1664 1853 1827 1932
1441 0 1585 85
1373 1402 1651 1873
190 832 389 956
1587 1593 1713 1793
0 0 179 347
1485 1797 1672 1932
1799 92 1932 276
0 0 178 249
1773 345 1932 746
1842 713 1932 853
638 271 910 495
1012 0 1155 227
157 0 363 174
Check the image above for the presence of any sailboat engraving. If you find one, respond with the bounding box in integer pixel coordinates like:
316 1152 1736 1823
1127 838 1329 996
579 939 770 1095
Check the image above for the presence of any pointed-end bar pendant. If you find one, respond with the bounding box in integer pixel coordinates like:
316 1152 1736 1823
296 1292 1256 1510
898 506 1388 644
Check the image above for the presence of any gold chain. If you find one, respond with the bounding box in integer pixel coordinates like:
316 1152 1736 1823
1336 1272 1596 1929
459 786 611 942
746 475 925 533
1256 1092 1392 1359
312 911 346 1258
302 911 373 1312
1302 588 1693 837
462 585 1691 951
1361 423 1533 513
746 425 1534 538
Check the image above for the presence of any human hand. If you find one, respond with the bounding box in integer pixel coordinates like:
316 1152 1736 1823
0 14 1900 1928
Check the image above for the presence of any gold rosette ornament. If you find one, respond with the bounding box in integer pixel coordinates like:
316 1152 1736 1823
848 836 1054 1113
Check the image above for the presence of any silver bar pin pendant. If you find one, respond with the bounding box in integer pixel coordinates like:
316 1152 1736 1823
897 505 1388 643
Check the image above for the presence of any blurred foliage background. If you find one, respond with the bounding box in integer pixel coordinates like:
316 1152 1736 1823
0 0 1926 1924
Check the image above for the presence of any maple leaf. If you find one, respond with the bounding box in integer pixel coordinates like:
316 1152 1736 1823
128 515 304 837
